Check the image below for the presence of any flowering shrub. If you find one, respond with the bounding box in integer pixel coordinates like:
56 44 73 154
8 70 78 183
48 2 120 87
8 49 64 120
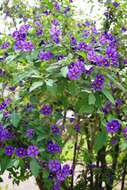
0 0 127 190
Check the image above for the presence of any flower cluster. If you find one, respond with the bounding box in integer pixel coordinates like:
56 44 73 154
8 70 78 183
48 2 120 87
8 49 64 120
47 140 61 154
92 74 105 91
5 145 39 157
67 60 85 80
12 24 34 51
50 23 61 44
1 42 10 49
39 50 53 61
34 21 43 36
48 160 71 189
0 125 13 142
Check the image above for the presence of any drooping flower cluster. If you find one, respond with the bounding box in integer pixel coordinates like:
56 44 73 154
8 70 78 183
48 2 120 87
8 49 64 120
12 24 34 51
92 74 105 91
106 119 120 133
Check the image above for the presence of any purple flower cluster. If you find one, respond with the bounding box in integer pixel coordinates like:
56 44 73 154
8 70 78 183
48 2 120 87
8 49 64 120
67 60 85 80
5 145 39 157
0 125 13 142
50 24 61 44
39 50 53 61
106 119 120 133
0 98 11 111
48 160 71 189
47 141 61 154
12 24 34 51
1 42 10 49
40 104 52 115
35 21 43 36
92 74 105 91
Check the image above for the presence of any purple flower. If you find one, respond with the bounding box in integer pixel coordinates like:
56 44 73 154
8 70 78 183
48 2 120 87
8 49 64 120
39 51 53 61
1 42 10 49
56 170 66 181
115 99 122 108
27 145 39 157
87 50 96 63
102 102 112 114
82 30 90 38
23 41 34 51
57 55 64 61
48 160 61 172
51 125 60 135
78 42 87 51
26 128 34 138
36 28 43 36
16 147 27 157
40 105 52 115
92 74 105 91
3 111 10 119
113 2 119 7
106 46 118 59
52 182 61 190
122 127 127 139
64 6 70 14
54 2 61 10
12 30 26 41
70 36 77 46
14 40 25 51
74 124 80 133
62 164 70 177
5 146 14 156
106 120 120 133
84 65 94 75
52 19 59 26
19 24 30 34
123 59 127 65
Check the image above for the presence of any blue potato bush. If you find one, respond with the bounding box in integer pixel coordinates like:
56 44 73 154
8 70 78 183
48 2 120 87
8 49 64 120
0 0 127 189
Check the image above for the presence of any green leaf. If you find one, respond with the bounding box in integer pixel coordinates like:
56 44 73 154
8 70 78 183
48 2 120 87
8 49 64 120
10 111 21 127
60 66 68 78
88 94 96 105
103 89 115 104
94 131 107 152
29 81 43 92
30 159 41 177
0 112 3 121
46 79 54 87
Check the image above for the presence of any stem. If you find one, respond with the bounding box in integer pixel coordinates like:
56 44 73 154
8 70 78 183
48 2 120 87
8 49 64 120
71 133 78 189
121 161 127 190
